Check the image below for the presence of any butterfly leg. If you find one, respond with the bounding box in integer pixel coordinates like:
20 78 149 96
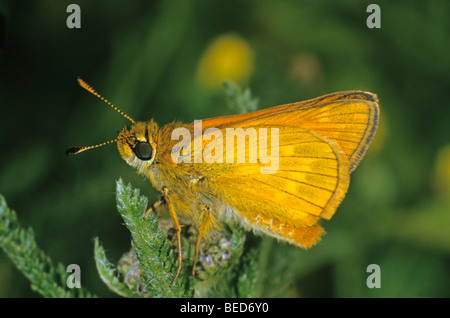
160 186 182 287
143 196 167 219
143 196 163 218
192 204 211 277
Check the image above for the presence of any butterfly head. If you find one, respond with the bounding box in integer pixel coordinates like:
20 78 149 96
117 121 158 172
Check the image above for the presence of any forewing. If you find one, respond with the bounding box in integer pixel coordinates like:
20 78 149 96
202 91 379 171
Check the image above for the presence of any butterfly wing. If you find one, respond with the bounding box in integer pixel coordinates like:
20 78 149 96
189 91 379 247
202 90 379 172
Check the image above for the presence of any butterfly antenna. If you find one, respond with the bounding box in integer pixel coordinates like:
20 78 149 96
77 77 135 124
66 138 121 156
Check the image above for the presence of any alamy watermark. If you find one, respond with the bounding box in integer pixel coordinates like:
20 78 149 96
366 4 381 29
66 264 81 289
171 120 280 174
366 264 381 288
66 4 81 29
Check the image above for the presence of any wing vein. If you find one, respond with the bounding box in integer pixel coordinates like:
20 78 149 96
271 174 334 193
247 177 325 210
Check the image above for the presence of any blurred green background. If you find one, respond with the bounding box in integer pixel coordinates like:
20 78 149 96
0 0 449 297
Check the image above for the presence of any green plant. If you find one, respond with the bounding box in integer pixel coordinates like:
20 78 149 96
0 195 94 297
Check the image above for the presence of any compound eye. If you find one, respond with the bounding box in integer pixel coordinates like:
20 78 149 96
134 142 153 161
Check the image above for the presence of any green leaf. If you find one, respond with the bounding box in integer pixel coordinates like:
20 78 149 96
0 195 95 298
94 237 144 297
223 81 259 114
112 178 193 297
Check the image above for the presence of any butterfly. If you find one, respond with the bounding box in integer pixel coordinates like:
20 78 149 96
68 78 379 285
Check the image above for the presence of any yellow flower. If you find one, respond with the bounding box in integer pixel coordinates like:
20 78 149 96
433 144 450 199
197 34 254 90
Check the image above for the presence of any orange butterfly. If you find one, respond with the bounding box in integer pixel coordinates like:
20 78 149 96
68 78 379 285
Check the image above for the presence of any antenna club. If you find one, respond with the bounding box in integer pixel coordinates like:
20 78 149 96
77 77 91 90
66 138 120 156
66 146 84 155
